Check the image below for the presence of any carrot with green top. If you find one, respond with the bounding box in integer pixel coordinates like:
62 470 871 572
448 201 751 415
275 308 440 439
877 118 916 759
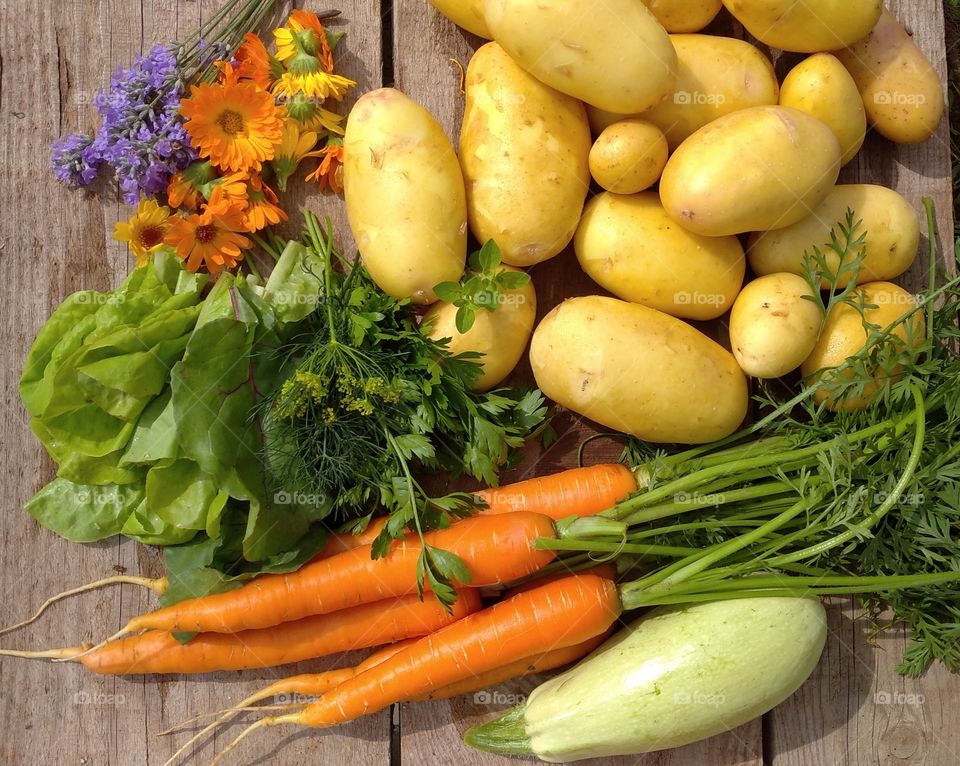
210 573 622 763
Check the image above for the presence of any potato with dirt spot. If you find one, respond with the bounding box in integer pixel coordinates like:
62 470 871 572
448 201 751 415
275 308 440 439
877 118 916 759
802 282 924 412
834 9 945 145
659 106 841 237
748 185 920 287
459 43 591 267
730 274 822 379
779 53 866 166
483 0 678 114
588 120 668 195
574 192 744 321
344 88 466 304
529 296 748 444
423 266 537 391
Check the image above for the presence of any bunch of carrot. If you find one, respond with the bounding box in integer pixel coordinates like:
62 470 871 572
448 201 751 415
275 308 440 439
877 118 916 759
0 464 636 762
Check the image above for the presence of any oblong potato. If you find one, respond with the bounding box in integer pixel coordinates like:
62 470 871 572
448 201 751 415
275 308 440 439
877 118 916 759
344 88 466 304
730 274 822 379
641 0 722 32
530 296 748 444
424 266 537 391
483 0 678 114
659 106 841 236
748 185 920 286
780 53 866 166
460 42 590 267
642 34 780 150
429 0 491 38
588 120 668 195
834 9 945 145
722 0 882 52
802 282 923 412
575 192 744 321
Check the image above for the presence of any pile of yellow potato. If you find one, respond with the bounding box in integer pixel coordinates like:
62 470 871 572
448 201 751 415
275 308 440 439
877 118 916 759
342 0 944 445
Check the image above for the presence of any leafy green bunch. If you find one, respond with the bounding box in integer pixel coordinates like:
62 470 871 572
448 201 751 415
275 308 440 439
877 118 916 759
260 216 549 605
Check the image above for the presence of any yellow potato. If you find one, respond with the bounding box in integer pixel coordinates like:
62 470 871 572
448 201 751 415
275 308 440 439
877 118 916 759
642 34 780 150
586 106 630 136
780 53 866 166
659 106 841 237
641 0 722 32
344 88 466 304
575 192 744 321
802 282 923 412
730 274 822 379
460 43 590 267
835 10 945 145
424 267 537 391
722 0 882 52
483 0 678 114
589 120 668 195
530 296 748 444
428 0 491 38
748 185 920 287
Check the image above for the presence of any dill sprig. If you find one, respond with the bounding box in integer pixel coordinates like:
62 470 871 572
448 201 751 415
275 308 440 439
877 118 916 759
259 213 549 608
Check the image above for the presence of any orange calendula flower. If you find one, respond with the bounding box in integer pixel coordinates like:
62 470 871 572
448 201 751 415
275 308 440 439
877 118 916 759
304 142 344 194
243 175 286 232
114 199 171 265
164 190 251 276
208 170 250 206
234 32 278 90
180 80 284 173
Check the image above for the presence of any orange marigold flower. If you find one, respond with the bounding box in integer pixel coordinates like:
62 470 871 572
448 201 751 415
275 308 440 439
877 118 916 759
243 175 286 232
210 171 250 206
180 80 284 173
164 190 251 276
167 171 202 210
304 142 344 194
235 33 277 90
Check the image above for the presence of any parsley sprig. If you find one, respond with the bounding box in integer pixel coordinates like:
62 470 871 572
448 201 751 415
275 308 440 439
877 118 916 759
260 215 549 608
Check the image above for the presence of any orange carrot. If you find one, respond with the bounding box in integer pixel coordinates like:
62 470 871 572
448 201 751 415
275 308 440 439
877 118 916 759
121 512 556 636
412 632 610 702
211 574 621 761
0 592 480 674
319 464 637 557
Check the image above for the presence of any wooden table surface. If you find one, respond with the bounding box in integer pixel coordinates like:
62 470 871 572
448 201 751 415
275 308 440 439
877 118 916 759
0 1 958 764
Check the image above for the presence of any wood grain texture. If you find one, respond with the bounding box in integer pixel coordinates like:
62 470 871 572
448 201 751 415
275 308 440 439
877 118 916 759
0 0 956 764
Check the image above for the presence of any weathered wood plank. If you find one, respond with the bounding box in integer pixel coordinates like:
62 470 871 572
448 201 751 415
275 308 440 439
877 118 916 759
0 1 387 764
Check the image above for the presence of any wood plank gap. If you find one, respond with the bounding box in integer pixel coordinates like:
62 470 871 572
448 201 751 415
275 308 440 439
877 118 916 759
381 0 394 86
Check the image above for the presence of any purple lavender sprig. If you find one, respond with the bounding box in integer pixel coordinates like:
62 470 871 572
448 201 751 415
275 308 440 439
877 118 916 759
51 44 197 204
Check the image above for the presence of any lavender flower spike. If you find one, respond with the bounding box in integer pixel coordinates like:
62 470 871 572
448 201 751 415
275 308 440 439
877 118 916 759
50 133 101 187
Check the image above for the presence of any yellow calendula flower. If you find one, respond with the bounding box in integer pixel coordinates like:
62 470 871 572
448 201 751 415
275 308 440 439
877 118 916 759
273 10 333 69
273 71 356 104
271 119 318 191
114 199 171 265
180 80 284 173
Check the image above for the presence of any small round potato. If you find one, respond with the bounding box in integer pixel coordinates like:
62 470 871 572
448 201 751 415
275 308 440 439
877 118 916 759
748 185 920 287
641 0 723 32
659 106 841 236
589 120 668 194
424 266 537 391
835 10 945 145
730 274 822 379
801 282 923 412
780 54 866 166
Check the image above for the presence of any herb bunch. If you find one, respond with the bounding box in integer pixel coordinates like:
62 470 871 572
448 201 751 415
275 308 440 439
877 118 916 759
260 214 549 606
